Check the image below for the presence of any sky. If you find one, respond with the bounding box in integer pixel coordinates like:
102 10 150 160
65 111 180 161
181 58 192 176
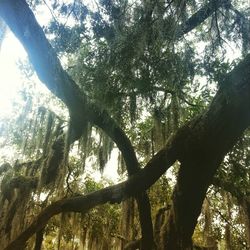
0 15 121 182
0 31 27 119
0 30 120 181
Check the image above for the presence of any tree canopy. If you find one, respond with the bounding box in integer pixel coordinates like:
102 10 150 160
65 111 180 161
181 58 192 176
0 0 249 249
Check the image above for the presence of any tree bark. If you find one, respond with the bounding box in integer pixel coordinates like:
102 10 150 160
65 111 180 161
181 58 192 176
34 228 44 250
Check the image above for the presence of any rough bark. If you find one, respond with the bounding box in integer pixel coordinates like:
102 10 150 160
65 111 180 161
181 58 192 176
34 228 44 250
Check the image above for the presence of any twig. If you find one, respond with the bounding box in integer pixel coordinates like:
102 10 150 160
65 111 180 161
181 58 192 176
42 0 60 27
206 197 248 249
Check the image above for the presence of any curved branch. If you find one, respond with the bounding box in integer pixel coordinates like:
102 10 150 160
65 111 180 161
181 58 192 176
4 137 178 250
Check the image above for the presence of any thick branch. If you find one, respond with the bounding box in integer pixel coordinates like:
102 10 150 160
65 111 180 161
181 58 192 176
4 139 178 250
175 0 230 39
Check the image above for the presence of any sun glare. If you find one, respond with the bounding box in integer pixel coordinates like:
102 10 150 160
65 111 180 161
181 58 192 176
0 31 27 119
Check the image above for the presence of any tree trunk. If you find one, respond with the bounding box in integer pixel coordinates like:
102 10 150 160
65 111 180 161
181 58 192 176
203 199 217 248
34 228 44 250
225 193 232 250
120 198 135 249
242 198 250 248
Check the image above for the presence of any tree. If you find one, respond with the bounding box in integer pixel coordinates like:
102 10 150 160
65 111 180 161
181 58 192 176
0 0 249 249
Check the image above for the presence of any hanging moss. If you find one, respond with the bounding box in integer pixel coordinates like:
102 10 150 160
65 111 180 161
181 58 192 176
30 110 40 156
121 198 135 241
152 107 167 152
165 105 171 138
78 123 92 171
241 18 250 55
202 198 216 247
171 94 180 130
18 96 33 157
23 158 43 177
42 111 55 157
98 132 114 172
1 175 38 202
39 136 65 188
154 206 169 246
0 173 39 248
129 93 137 124
4 198 19 236
0 162 11 175
118 152 126 174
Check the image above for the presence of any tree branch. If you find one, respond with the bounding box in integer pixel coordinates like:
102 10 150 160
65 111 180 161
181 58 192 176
4 137 178 249
175 0 230 39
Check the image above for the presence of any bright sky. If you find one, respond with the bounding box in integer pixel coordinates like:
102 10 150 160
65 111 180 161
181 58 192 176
0 30 120 180
0 1 56 120
0 31 27 119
